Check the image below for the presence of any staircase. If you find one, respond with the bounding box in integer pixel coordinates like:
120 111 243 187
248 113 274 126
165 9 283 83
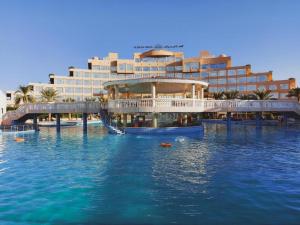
99 109 125 135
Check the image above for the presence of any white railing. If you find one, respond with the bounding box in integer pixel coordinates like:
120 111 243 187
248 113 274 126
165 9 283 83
2 99 300 125
108 99 300 114
2 102 105 125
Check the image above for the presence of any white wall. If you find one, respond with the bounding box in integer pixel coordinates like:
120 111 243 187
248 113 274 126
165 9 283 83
0 90 7 123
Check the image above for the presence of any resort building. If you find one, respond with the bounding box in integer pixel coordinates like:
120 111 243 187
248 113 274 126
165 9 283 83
0 90 7 123
28 49 296 102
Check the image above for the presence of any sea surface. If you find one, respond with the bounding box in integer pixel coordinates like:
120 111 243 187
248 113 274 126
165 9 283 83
0 124 299 225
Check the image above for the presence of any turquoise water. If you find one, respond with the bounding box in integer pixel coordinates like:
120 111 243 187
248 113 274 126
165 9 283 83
0 124 300 225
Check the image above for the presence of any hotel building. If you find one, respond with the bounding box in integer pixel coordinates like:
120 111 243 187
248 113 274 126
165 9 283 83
29 49 296 101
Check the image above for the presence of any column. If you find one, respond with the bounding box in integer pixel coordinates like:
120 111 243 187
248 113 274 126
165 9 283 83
151 82 156 107
123 114 127 127
83 113 88 132
152 113 158 128
130 114 135 126
192 84 196 107
33 114 38 131
226 112 231 128
115 85 119 99
255 112 261 127
200 87 204 99
56 114 61 132
183 114 188 126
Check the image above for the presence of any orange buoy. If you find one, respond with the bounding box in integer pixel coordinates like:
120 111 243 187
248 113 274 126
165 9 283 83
160 142 172 148
15 137 25 142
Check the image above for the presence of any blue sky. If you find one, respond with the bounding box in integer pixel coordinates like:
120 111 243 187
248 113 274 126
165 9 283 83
0 0 299 90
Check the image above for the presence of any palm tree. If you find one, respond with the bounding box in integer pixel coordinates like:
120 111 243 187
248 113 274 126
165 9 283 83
239 94 257 100
14 85 35 106
224 90 239 100
85 97 97 102
287 87 300 102
40 88 59 121
40 88 58 102
253 89 273 100
63 98 75 120
212 92 224 100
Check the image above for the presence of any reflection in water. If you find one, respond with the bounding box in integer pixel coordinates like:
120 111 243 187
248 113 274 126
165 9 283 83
0 124 299 225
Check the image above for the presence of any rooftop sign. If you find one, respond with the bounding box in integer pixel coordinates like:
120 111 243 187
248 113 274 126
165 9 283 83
134 44 184 49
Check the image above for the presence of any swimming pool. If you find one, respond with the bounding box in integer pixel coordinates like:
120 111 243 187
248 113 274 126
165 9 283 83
0 124 299 224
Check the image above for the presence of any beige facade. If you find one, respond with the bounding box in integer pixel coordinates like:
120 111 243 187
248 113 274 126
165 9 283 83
29 49 296 102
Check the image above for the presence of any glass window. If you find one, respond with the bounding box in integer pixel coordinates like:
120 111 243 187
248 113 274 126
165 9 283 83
126 64 133 71
209 71 218 77
227 86 237 91
135 66 142 71
258 85 266 90
227 78 236 84
185 62 199 71
268 85 277 90
56 87 64 94
118 63 126 71
247 85 257 91
247 76 257 83
83 80 92 86
76 80 82 85
218 87 226 92
65 80 75 85
218 70 226 76
237 85 246 91
166 66 175 72
143 67 150 71
93 80 101 86
75 87 82 93
280 84 289 89
208 79 218 84
65 87 74 93
158 67 165 71
175 66 182 71
201 64 209 69
218 78 226 84
237 77 247 83
200 72 209 78
83 88 92 93
55 79 64 84
150 67 158 71
209 87 218 92
258 75 267 82
237 69 246 75
228 70 236 76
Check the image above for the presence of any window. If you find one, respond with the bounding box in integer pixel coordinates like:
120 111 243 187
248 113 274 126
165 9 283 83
126 64 133 71
247 76 257 83
201 64 209 69
135 66 142 71
65 80 75 85
218 87 226 92
76 80 82 85
56 87 64 94
280 84 289 89
208 79 218 84
185 62 199 71
258 75 267 82
227 86 237 91
158 67 165 71
228 70 236 76
83 88 92 93
210 71 218 77
237 85 246 91
175 66 182 71
218 78 226 84
209 87 218 92
93 80 101 86
200 72 209 78
55 79 64 84
227 78 236 84
150 67 158 71
84 80 92 86
247 85 257 91
65 87 74 93
166 66 175 72
237 69 246 75
258 85 266 90
143 67 150 71
237 77 247 83
269 85 277 90
75 87 82 93
218 70 226 76
272 92 278 98
118 64 126 71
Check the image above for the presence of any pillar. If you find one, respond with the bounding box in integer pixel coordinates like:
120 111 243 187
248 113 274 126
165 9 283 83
151 82 156 107
192 84 196 99
33 114 38 131
283 112 288 126
200 87 204 99
83 113 88 132
115 85 119 99
256 112 261 127
183 114 188 126
226 112 231 128
152 113 158 128
130 114 135 125
56 114 61 132
123 114 127 127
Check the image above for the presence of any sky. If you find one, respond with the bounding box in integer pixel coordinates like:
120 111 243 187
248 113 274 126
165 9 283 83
0 0 299 91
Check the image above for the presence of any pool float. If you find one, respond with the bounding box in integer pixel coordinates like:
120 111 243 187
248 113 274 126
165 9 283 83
15 137 25 142
160 143 172 148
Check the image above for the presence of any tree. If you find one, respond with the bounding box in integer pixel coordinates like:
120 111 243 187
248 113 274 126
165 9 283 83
239 94 257 100
40 88 58 102
253 89 273 100
14 85 35 106
287 87 300 102
85 97 97 102
212 92 224 100
40 88 59 121
63 98 75 120
224 90 239 100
